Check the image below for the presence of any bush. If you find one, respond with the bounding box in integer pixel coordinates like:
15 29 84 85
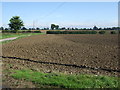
33 30 41 33
110 31 116 34
2 30 41 33
2 30 17 33
2 30 7 33
21 31 27 33
98 31 106 34
26 30 32 33
17 30 23 33
46 31 97 34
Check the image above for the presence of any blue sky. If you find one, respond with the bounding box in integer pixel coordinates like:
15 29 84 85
2 2 118 28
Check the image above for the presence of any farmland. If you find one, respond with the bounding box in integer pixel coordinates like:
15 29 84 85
1 1 119 88
2 33 119 88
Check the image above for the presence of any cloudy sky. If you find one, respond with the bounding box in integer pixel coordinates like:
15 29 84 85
2 2 118 28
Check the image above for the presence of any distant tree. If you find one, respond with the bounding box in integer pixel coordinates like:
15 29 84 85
61 27 66 30
36 27 40 30
21 27 27 30
112 27 120 30
67 28 70 30
5 28 8 30
43 28 47 30
51 24 56 30
32 28 35 30
0 27 4 30
98 28 102 30
29 28 32 30
55 25 59 30
93 26 98 30
83 28 87 30
103 28 106 30
46 28 49 30
71 28 74 30
75 28 78 30
89 28 92 30
8 16 24 32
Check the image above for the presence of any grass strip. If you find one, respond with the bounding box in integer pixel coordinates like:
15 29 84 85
1 33 45 39
11 69 119 88
0 33 45 44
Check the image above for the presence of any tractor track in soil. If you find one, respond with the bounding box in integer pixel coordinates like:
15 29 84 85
1 56 120 73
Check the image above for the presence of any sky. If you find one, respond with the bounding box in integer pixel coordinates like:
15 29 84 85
2 2 118 28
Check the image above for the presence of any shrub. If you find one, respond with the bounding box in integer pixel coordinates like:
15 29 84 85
2 30 7 33
17 30 23 33
33 30 41 33
21 31 27 33
110 31 116 34
98 31 106 34
26 30 32 33
2 30 16 33
46 31 97 34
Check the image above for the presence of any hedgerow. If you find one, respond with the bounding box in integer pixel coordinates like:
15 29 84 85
46 31 97 34
110 31 116 34
98 31 106 34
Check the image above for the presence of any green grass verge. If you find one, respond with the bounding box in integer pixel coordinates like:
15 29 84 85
0 33 45 44
1 33 45 39
11 69 119 88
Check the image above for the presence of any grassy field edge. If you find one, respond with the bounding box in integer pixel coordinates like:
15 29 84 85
11 69 119 88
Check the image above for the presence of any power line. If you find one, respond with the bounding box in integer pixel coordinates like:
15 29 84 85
32 2 66 28
41 2 66 19
33 20 35 29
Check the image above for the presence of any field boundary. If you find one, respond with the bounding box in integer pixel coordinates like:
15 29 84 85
1 56 120 73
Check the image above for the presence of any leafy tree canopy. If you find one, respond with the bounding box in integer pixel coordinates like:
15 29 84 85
8 16 24 32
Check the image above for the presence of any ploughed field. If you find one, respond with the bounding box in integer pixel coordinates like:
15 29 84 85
2 34 119 76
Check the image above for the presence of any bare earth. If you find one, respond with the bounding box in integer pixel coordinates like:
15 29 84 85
2 34 119 88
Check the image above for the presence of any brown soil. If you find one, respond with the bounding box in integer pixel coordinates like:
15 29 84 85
2 34 119 88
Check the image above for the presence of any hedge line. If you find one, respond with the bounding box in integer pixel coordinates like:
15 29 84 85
98 31 106 34
47 30 120 34
2 30 41 33
46 31 97 34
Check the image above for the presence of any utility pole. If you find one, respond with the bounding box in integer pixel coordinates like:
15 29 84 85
33 20 35 29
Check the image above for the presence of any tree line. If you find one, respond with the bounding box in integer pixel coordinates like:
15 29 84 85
0 16 120 33
1 25 120 31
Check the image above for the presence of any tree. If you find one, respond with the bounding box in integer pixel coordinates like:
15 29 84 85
61 27 66 30
72 28 74 30
5 28 8 30
55 25 59 30
67 28 70 30
98 28 102 30
51 24 56 30
29 28 32 30
8 16 24 32
93 26 98 30
21 27 27 30
46 28 49 30
32 28 35 30
36 27 40 30
0 27 4 30
83 28 86 30
75 28 78 30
